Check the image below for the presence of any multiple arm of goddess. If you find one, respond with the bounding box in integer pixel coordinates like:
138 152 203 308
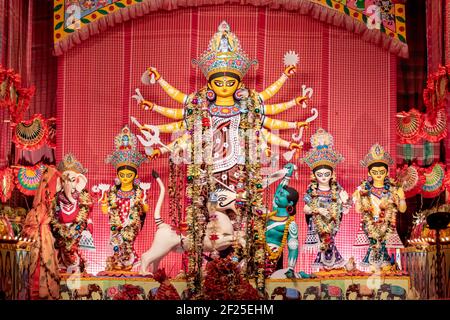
138 67 309 155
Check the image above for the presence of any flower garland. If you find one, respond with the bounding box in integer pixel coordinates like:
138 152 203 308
264 212 294 262
183 85 265 296
51 190 91 251
184 88 214 295
107 185 143 253
307 175 343 251
358 179 397 248
243 90 265 294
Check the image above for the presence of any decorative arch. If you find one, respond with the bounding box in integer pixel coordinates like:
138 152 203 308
54 0 408 57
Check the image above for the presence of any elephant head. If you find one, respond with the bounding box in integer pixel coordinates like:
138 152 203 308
59 170 88 204
57 154 88 204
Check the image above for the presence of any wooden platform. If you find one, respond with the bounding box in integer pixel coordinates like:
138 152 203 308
59 274 412 300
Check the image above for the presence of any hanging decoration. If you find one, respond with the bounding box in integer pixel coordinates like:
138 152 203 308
0 65 35 123
396 64 449 144
14 164 48 196
53 0 407 57
396 164 425 198
423 65 449 112
11 114 49 151
396 109 423 144
421 108 447 142
0 168 15 203
421 163 446 198
46 117 57 148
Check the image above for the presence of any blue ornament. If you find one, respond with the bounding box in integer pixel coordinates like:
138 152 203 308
231 256 239 262
75 225 81 230
114 246 119 252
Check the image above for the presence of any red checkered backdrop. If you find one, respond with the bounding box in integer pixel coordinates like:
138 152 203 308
56 5 397 275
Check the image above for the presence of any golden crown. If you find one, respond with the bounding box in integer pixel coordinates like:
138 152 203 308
360 143 394 168
57 153 87 174
192 21 257 80
302 128 343 170
106 125 147 170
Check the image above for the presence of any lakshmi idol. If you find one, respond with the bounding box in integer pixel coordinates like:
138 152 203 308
302 128 350 271
353 144 406 269
101 126 149 272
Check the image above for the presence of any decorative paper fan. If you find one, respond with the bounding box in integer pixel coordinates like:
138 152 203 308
11 114 48 150
46 117 56 148
422 163 446 198
14 164 47 196
421 108 447 142
0 168 14 203
396 109 423 144
396 164 425 198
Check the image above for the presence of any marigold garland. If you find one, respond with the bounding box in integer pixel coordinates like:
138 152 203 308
307 177 343 251
51 190 92 251
264 212 294 262
183 86 266 296
106 185 144 267
357 179 398 248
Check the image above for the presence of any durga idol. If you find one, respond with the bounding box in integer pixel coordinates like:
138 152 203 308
135 20 311 188
134 20 314 294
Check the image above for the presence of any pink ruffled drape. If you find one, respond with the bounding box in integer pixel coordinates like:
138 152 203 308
53 0 408 58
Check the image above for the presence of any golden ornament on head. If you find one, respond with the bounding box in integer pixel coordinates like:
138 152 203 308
302 128 343 170
57 153 87 174
360 143 394 168
192 20 258 80
106 125 147 169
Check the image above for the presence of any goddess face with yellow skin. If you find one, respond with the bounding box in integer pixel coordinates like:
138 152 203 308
117 167 137 190
207 73 241 100
368 164 388 187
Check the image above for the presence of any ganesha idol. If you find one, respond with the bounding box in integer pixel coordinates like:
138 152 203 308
51 154 94 274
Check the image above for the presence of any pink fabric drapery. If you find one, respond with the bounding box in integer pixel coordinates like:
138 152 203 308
56 5 397 274
426 0 445 74
0 0 57 170
0 0 33 167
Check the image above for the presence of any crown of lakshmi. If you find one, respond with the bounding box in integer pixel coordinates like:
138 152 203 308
302 128 343 170
192 21 258 80
360 143 394 168
106 125 147 170
57 153 87 174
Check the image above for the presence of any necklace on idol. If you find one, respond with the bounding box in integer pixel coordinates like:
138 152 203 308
60 201 77 215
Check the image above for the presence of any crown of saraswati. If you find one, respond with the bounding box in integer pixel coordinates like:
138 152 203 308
106 125 147 169
192 21 258 80
360 143 394 168
302 128 343 170
57 153 87 174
